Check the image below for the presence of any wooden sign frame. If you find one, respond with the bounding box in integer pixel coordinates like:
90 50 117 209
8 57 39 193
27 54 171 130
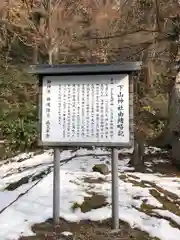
29 62 141 148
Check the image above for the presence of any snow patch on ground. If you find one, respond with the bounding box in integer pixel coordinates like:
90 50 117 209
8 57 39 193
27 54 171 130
130 173 180 197
0 147 179 240
153 209 180 225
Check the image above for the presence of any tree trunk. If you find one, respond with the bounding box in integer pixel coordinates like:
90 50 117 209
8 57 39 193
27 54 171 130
147 33 180 167
129 132 145 172
32 44 38 64
169 71 180 168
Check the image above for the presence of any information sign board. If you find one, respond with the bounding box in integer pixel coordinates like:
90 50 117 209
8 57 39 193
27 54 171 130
29 62 141 228
40 74 132 147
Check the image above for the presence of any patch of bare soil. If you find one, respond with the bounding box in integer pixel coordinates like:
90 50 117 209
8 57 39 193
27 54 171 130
141 150 180 176
18 191 159 240
147 160 180 176
19 218 158 240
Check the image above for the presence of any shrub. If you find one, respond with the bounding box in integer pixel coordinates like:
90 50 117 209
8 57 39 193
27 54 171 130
0 64 38 158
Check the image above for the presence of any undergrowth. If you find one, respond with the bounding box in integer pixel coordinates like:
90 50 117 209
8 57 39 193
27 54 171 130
0 63 38 159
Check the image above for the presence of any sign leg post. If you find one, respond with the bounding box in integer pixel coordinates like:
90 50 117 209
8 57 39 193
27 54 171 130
111 148 119 229
53 148 60 224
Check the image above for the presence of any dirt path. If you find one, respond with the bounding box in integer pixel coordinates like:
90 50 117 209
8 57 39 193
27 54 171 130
19 218 156 240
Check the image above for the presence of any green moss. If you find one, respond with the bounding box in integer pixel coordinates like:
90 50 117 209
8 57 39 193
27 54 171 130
150 189 180 216
140 201 157 213
71 193 108 213
126 179 147 188
119 174 128 180
83 177 105 184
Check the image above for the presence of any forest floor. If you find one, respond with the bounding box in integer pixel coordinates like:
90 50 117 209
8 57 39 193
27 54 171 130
0 147 180 240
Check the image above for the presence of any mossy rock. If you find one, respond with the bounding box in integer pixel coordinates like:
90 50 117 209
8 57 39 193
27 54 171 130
72 194 108 213
92 164 109 175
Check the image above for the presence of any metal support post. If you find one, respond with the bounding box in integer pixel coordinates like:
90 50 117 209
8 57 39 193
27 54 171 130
53 148 60 224
111 148 119 229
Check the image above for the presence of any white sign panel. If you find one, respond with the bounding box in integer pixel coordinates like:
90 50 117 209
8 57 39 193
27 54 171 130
41 74 129 145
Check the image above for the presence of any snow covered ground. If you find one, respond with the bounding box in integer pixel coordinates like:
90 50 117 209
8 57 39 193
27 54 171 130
0 147 180 240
